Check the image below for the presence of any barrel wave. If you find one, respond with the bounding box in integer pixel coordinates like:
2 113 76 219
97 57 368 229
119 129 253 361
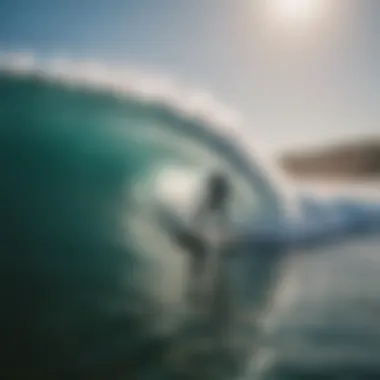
0 61 283 380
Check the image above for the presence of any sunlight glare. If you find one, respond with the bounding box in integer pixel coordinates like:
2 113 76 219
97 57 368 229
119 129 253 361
268 0 328 29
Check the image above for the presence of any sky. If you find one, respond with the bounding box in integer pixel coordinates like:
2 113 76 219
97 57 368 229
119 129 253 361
1 0 379 153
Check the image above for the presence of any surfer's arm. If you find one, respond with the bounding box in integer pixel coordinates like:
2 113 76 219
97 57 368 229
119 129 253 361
171 225 206 254
155 207 206 255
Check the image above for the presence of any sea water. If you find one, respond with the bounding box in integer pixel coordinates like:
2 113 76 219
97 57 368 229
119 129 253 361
1 59 380 379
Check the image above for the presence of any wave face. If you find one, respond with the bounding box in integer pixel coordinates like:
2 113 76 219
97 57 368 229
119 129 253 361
0 64 283 379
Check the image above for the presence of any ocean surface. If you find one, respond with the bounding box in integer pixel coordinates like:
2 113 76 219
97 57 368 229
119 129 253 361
1 59 380 379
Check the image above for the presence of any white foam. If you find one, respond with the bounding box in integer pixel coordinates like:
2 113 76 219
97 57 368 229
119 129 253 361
0 51 241 135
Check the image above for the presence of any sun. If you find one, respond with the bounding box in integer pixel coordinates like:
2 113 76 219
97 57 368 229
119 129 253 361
267 0 328 29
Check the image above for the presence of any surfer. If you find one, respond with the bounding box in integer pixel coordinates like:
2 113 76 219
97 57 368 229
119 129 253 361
190 171 232 301
158 170 237 351
158 171 232 300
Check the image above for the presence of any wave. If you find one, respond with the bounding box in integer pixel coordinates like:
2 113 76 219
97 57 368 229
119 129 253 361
2 52 380 379
0 51 285 215
0 53 287 379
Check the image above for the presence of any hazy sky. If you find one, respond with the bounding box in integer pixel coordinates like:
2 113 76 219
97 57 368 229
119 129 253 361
1 0 379 152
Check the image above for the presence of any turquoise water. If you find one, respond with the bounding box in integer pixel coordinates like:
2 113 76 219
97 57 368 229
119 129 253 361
0 72 282 379
1 70 380 379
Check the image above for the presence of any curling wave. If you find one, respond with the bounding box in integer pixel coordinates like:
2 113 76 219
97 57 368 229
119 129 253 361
0 54 285 379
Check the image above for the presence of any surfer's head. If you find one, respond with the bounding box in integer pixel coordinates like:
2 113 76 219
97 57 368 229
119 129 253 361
206 171 231 210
